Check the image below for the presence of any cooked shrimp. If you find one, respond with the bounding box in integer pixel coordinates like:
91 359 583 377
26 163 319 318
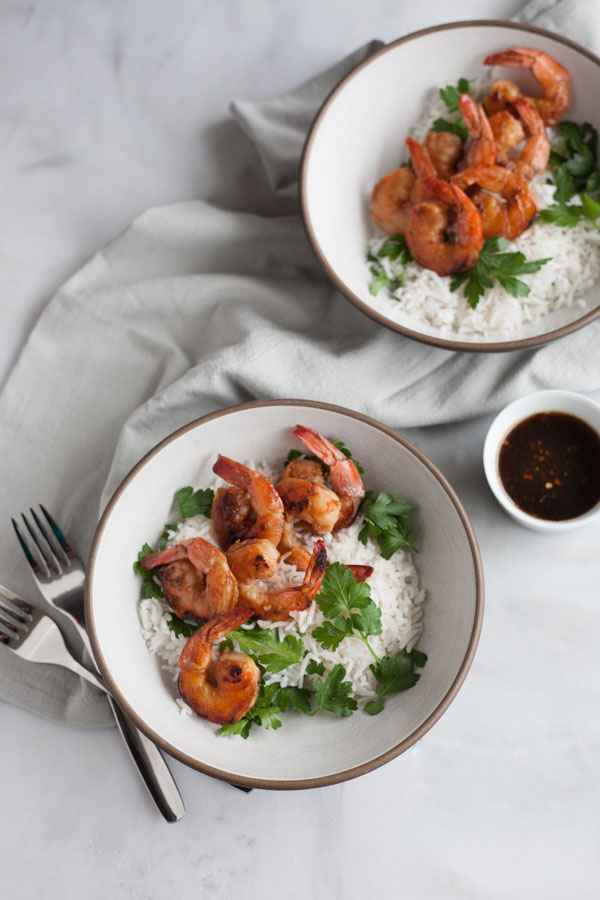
346 564 374 583
276 478 342 534
483 78 522 116
293 426 365 531
213 456 284 548
211 486 254 550
226 538 281 585
235 540 327 621
460 94 498 167
142 538 239 620
512 97 550 179
279 458 326 484
371 166 418 236
484 47 571 126
423 129 463 178
370 136 444 236
405 167 483 276
488 108 526 154
178 607 260 724
451 165 537 240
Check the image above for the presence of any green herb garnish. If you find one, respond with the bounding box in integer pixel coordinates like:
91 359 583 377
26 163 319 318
439 77 471 112
430 117 468 143
284 438 364 476
449 236 552 309
167 615 196 639
364 649 428 716
176 486 214 519
133 543 164 599
358 491 417 558
233 626 304 674
368 234 412 298
313 563 426 714
314 663 358 718
158 523 178 551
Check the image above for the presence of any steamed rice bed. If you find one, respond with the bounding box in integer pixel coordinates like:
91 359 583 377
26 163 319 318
138 462 426 718
368 80 600 336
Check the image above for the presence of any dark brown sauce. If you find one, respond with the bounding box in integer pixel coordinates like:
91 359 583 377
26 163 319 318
498 411 600 521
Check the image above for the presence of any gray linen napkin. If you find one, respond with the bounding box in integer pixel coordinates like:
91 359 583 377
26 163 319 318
1 1 598 727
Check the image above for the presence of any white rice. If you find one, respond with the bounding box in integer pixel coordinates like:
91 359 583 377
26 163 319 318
138 462 425 712
368 83 600 336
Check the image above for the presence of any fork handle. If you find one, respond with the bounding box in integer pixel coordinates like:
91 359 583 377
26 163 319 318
106 696 185 822
55 609 185 822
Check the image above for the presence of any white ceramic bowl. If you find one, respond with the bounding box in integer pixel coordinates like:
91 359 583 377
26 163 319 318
86 400 483 790
483 390 600 531
300 20 600 352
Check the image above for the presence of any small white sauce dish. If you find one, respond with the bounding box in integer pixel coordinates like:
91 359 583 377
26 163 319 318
483 390 600 532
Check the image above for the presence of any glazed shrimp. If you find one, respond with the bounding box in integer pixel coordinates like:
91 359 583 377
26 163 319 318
370 135 445 236
404 165 483 276
276 476 341 570
484 47 571 126
142 538 239 620
460 94 498 167
512 97 550 179
293 426 365 531
483 78 522 117
226 538 281 585
423 129 463 179
371 166 419 236
451 165 537 240
234 540 327 621
213 456 284 548
211 486 254 550
178 607 260 724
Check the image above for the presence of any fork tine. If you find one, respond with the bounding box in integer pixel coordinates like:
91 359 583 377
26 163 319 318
11 516 47 576
0 584 33 616
40 504 73 558
0 590 32 624
30 507 69 567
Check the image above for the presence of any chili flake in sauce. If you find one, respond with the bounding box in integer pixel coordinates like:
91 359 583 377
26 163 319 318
498 412 600 520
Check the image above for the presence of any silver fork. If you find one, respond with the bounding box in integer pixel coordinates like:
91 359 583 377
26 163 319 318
11 506 187 821
0 584 106 693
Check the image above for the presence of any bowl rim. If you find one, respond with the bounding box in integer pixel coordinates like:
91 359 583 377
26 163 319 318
299 19 600 354
86 399 485 790
483 389 600 529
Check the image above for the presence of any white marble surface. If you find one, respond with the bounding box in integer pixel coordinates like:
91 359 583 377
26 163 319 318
2 1 600 898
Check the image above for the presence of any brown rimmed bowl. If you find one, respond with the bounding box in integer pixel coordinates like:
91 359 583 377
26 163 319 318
86 400 483 790
300 20 600 352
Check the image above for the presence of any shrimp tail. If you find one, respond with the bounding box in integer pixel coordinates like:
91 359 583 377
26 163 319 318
304 540 327 597
345 564 374 583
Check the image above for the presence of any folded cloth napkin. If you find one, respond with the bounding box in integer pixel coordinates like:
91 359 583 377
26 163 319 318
1 0 599 727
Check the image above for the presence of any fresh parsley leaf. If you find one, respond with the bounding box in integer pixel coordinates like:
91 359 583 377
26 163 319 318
376 233 412 266
284 448 302 466
358 492 417 558
316 563 373 620
233 626 303 674
431 117 468 143
449 237 552 308
158 523 177 551
175 486 214 519
167 615 196 639
305 659 325 676
133 543 164 599
365 649 428 715
439 77 470 112
219 718 252 738
314 664 358 718
369 264 389 296
312 616 354 651
538 202 584 228
273 685 313 715
581 192 600 223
